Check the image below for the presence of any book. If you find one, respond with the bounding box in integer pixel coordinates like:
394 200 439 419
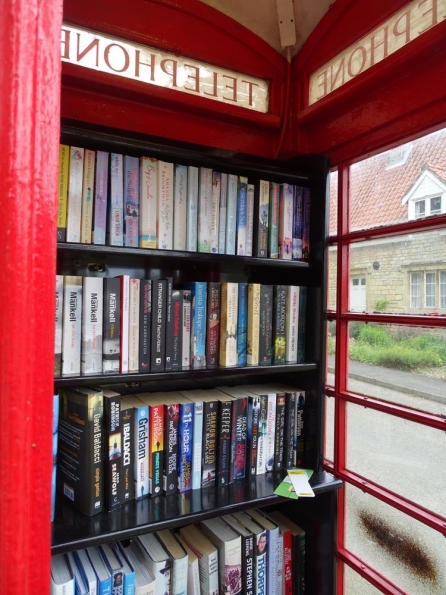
225 174 238 255
206 282 221 368
115 542 136 595
218 173 227 254
292 186 303 260
55 275 64 377
297 286 307 363
215 392 232 486
61 275 82 377
139 156 157 248
137 393 164 496
256 393 268 475
66 146 84 243
102 388 122 511
81 276 103 376
52 393 59 522
198 167 213 253
245 510 280 595
124 155 139 247
200 517 242 595
295 390 306 467
119 542 156 595
200 394 218 487
258 285 273 366
176 535 200 595
80 149 95 244
211 171 221 253
245 183 255 257
177 396 196 492
93 151 109 245
151 279 167 372
254 180 269 258
73 548 98 595
268 182 279 259
174 164 188 251
301 187 311 260
246 283 260 367
102 277 121 374
156 529 188 595
186 165 199 252
165 277 174 371
108 153 124 247
278 184 293 260
246 394 260 477
236 176 248 256
182 289 191 368
137 532 172 595
217 387 248 482
187 394 203 490
222 514 255 595
121 395 149 499
120 399 135 502
86 546 112 595
272 284 287 365
99 543 125 594
170 289 183 370
118 274 130 374
158 393 180 494
57 386 104 516
157 160 174 249
179 524 219 595
285 286 299 364
187 281 207 369
268 511 306 595
57 144 70 242
230 512 265 595
274 391 286 472
237 282 248 366
51 553 75 595
219 282 238 368
139 279 151 372
242 386 276 473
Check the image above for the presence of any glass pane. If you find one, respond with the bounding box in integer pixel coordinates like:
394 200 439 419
327 319 336 383
347 322 446 416
328 245 337 311
345 401 446 518
344 564 383 595
349 229 446 314
329 169 338 237
345 483 446 594
324 394 334 462
349 127 446 232
440 271 446 308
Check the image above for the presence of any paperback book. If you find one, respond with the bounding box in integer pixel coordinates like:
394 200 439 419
81 276 103 376
80 149 95 244
93 150 109 245
108 153 124 247
61 275 82 377
57 144 70 242
124 155 139 248
139 156 157 249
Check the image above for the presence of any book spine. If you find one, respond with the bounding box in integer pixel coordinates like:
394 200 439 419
268 182 279 258
67 147 84 243
198 167 213 252
247 284 260 366
237 282 248 366
256 395 268 475
104 394 122 510
258 285 273 366
128 278 140 372
62 276 83 377
285 286 299 363
217 398 232 486
218 173 227 254
120 275 130 373
206 282 221 368
274 393 286 471
297 286 307 363
178 401 194 492
219 282 238 367
81 277 103 375
139 279 151 372
149 405 164 495
210 171 221 253
243 532 255 595
103 277 121 374
294 531 306 595
191 400 203 490
295 391 306 467
202 400 218 487
284 391 296 470
292 186 303 260
254 545 267 595
80 149 95 244
157 161 174 250
54 275 64 377
231 397 247 481
108 153 124 246
273 285 287 365
279 184 293 260
139 156 158 248
246 396 260 476
57 144 70 242
225 173 238 255
171 289 183 370
120 404 135 502
151 279 167 372
254 180 269 258
93 151 109 245
134 404 149 498
302 187 311 260
282 530 293 595
187 166 199 252
265 393 276 473
174 164 188 251
245 183 255 257
189 282 207 369
165 277 174 371
182 290 191 368
164 403 179 494
124 155 139 248
267 527 280 595
236 176 248 255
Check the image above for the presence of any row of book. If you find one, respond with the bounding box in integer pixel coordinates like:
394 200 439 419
56 274 307 378
56 383 307 516
51 507 306 595
58 144 311 260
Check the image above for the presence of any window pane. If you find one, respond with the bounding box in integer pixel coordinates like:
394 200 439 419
345 483 446 594
349 127 446 232
411 272 421 308
440 271 446 308
345 401 446 517
347 322 446 416
328 245 337 311
425 272 436 308
344 564 383 595
327 319 336 383
329 169 338 237
324 394 334 463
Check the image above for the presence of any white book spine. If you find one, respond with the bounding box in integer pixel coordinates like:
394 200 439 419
265 393 276 472
199 551 219 595
245 183 255 257
256 398 267 475
188 559 200 595
174 164 188 251
61 276 82 377
129 278 140 372
218 173 227 254
198 167 213 253
182 290 191 367
66 147 84 243
139 156 158 248
172 555 189 595
55 275 64 377
80 149 95 244
157 160 174 250
81 277 103 375
285 285 299 363
108 153 124 246
267 527 280 595
225 174 238 255
50 577 75 595
210 171 221 253
279 183 293 260
191 401 203 490
120 275 130 373
187 166 199 252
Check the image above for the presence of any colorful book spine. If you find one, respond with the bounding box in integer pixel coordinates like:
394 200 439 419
206 282 221 368
297 286 307 363
279 183 293 260
254 180 269 258
120 401 135 502
125 395 149 499
102 277 121 374
225 173 238 255
54 275 64 377
108 152 124 246
80 149 95 244
178 401 194 492
171 289 183 370
128 278 140 372
124 155 139 248
246 395 260 476
151 279 167 372
292 186 304 260
274 391 286 471
198 167 213 253
259 285 273 366
302 187 311 260
187 165 199 252
103 390 122 510
157 161 174 250
245 183 255 257
247 283 260 366
256 395 268 475
57 144 70 242
149 404 164 496
93 150 109 245
202 399 218 487
284 390 296 470
190 399 203 490
273 285 287 365
174 164 188 251
285 285 299 363
139 156 157 248
237 282 248 366
66 146 84 243
218 173 228 254
265 392 276 473
268 182 280 258
61 275 82 377
210 171 221 253
231 396 247 481
182 289 191 368
236 176 248 256
81 276 103 376
139 279 151 372
216 396 232 486
164 401 179 494
188 281 207 369
119 274 130 373
219 282 239 368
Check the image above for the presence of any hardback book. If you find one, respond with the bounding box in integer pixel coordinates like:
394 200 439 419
137 393 165 496
176 535 200 595
236 176 248 256
57 144 70 242
157 160 174 250
115 542 136 595
186 165 199 252
179 524 219 595
246 283 260 367
81 276 103 376
169 289 183 370
51 553 75 595
218 172 227 254
136 532 172 595
272 285 287 365
222 514 255 595
278 183 293 260
237 282 248 366
215 392 233 486
245 509 280 595
297 286 307 363
139 156 157 249
151 279 167 372
254 180 269 258
102 277 121 374
120 399 135 502
200 517 242 595
86 546 112 594
119 542 156 595
258 285 273 366
164 277 174 371
61 275 82 377
301 187 311 260
206 281 221 368
52 394 59 522
225 173 238 255
156 529 188 595
93 151 109 245
187 281 207 369
292 186 303 260
139 279 151 372
54 275 64 377
80 148 95 244
230 512 265 595
124 155 140 248
73 549 98 595
57 386 104 515
182 289 191 368
245 183 255 257
99 543 125 595
177 397 195 493
219 282 238 368
121 395 149 499
285 286 299 364
174 164 188 251
66 146 84 243
102 388 122 511
118 274 130 374
210 171 221 253
268 182 280 259
198 167 213 253
274 391 286 472
108 153 124 247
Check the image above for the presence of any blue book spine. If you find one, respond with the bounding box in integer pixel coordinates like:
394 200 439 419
237 282 248 366
188 282 207 369
191 401 203 490
124 569 135 595
93 151 109 245
134 404 149 499
99 578 112 595
236 176 248 256
124 155 139 248
292 186 304 260
178 401 194 492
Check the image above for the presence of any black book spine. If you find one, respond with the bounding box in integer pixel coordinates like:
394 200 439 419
206 282 221 368
171 289 183 370
274 392 286 471
164 403 179 494
165 277 174 370
216 398 232 486
151 279 167 371
243 532 255 595
104 394 122 511
103 278 121 374
202 400 218 487
139 279 151 372
247 396 260 477
284 391 296 469
120 403 135 502
259 285 273 365
273 284 287 365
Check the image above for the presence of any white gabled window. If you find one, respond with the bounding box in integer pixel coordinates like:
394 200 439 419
402 168 446 221
410 272 421 308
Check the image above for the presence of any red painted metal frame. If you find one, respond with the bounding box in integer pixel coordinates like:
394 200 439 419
339 549 408 595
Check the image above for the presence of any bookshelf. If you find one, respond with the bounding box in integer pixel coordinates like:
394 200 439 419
53 122 341 594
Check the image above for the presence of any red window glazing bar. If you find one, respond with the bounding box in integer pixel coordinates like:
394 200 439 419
339 549 408 595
